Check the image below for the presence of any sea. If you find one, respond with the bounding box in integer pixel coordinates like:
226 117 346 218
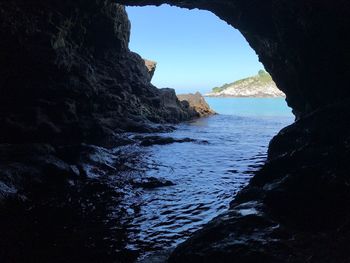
118 97 294 260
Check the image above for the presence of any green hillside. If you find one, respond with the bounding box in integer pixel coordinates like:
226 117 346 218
212 70 273 93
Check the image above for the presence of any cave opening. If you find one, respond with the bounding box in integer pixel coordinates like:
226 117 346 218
117 4 294 260
126 4 293 113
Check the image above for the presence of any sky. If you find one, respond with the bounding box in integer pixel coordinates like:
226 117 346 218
126 5 264 94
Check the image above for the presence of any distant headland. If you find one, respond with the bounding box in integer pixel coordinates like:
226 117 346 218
205 70 285 98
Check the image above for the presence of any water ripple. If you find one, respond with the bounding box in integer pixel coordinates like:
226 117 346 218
115 114 292 259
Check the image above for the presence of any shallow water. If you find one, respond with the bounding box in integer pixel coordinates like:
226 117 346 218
206 97 293 117
118 98 293 260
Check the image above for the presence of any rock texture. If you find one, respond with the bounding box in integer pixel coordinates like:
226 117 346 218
0 1 199 261
206 70 285 98
0 143 136 262
177 92 216 117
0 0 197 147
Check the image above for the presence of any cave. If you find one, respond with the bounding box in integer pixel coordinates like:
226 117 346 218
1 0 350 262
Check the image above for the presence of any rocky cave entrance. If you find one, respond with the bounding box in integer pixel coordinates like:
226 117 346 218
125 4 292 113
126 4 281 98
118 4 293 261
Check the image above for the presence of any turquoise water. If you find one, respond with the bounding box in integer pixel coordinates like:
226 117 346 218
206 97 293 117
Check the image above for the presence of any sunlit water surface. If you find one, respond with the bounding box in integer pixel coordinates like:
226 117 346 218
119 98 293 259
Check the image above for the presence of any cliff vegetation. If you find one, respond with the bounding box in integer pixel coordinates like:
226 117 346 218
207 70 285 98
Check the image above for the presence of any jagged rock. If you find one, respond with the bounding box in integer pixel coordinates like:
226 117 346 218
0 0 197 146
137 135 196 146
0 143 77 203
131 177 175 189
144 59 157 80
158 88 199 121
0 142 136 262
177 92 216 117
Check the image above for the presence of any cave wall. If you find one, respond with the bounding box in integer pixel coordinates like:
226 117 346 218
0 2 201 260
119 0 350 118
0 0 197 146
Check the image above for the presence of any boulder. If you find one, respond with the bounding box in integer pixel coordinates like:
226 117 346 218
177 92 216 117
144 59 157 80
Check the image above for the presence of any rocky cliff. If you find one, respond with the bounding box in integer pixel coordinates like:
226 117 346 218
0 0 197 147
144 59 157 79
1 0 350 262
206 70 285 98
177 92 216 117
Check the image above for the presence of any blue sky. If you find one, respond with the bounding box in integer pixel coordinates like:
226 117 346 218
126 5 264 94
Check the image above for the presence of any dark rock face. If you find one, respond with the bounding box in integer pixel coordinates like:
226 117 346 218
0 143 132 262
135 135 208 146
0 0 197 146
177 92 216 117
138 136 195 146
0 1 198 261
131 176 175 189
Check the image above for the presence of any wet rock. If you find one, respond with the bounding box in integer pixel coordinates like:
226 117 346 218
177 92 216 117
169 201 284 263
138 136 196 146
131 177 175 189
0 143 79 203
0 142 143 262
